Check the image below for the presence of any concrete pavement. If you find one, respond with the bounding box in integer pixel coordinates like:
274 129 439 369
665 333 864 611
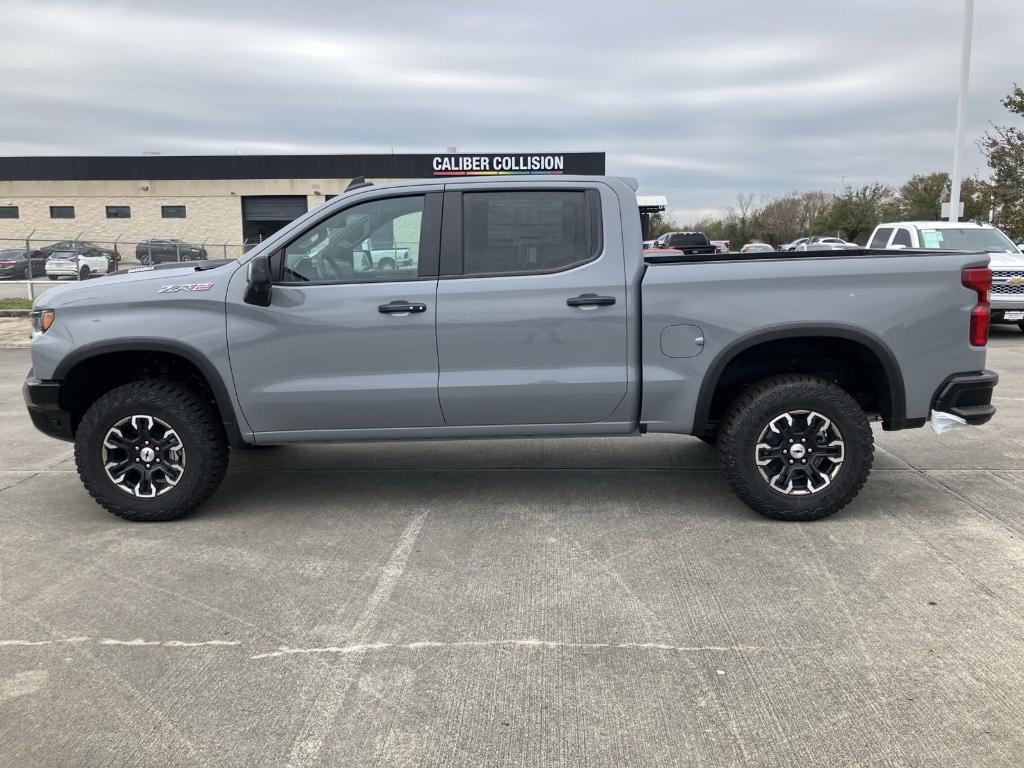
1 328 1023 767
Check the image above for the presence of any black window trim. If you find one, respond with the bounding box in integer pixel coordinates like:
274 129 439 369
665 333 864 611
49 205 75 219
105 204 131 219
270 191 442 286
439 187 604 279
161 204 187 219
0 205 18 219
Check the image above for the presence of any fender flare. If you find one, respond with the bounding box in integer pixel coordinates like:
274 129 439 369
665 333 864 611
692 323 908 435
52 338 246 447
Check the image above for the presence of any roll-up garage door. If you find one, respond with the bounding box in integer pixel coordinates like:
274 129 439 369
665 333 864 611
241 196 309 221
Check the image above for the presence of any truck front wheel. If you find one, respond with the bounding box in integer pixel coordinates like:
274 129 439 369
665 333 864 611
74 380 229 522
717 375 873 521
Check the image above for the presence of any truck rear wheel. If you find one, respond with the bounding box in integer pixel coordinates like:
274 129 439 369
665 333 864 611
74 380 229 522
717 374 873 521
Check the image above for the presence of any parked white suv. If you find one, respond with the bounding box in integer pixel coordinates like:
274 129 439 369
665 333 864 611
45 247 114 280
867 221 1024 331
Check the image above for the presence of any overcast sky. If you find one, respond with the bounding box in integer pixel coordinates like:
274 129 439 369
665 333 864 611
2 0 1021 221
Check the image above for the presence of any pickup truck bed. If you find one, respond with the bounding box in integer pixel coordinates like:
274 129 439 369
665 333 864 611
24 175 997 523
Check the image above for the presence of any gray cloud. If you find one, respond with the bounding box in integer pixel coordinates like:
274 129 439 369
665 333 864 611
1 0 1020 221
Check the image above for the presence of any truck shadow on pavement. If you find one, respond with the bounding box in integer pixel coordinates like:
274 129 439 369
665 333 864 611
191 436 799 524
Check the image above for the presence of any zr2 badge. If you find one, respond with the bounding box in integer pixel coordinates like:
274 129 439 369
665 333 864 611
158 282 214 294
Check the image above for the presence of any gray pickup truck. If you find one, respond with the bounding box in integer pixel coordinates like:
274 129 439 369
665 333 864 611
24 175 998 523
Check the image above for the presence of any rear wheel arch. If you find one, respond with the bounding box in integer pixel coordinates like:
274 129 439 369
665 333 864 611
53 340 245 447
693 324 906 436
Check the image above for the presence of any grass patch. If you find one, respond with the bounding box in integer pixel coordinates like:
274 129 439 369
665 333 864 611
0 298 33 310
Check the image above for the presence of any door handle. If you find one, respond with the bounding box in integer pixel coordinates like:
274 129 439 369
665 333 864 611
378 300 427 314
567 293 616 307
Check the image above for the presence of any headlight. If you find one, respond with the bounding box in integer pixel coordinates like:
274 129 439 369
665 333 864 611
31 308 55 334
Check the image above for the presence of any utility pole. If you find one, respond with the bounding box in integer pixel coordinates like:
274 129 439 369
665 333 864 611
947 0 974 222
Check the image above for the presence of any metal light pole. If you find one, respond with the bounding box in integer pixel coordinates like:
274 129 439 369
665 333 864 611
948 0 975 222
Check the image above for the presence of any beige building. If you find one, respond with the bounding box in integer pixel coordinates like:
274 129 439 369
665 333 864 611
0 153 606 255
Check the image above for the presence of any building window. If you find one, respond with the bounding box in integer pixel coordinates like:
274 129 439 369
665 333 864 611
106 205 131 219
50 205 75 219
0 205 18 219
161 205 186 219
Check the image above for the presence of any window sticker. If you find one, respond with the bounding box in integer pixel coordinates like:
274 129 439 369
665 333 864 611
921 230 943 248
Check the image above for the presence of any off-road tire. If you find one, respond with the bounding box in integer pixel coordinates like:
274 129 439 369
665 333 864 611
717 374 873 521
75 380 229 522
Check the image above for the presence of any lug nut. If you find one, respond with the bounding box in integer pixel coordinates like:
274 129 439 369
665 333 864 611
801 459 807 464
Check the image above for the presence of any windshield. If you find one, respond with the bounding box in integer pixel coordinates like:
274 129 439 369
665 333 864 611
918 227 1019 253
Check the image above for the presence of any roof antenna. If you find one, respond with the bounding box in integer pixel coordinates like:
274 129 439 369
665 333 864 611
345 176 373 192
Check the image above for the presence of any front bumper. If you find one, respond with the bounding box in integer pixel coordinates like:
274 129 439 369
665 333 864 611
990 294 1024 312
23 371 73 441
932 370 998 426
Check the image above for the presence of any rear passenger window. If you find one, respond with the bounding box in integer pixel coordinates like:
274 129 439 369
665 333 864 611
869 228 893 248
462 190 598 275
891 228 913 247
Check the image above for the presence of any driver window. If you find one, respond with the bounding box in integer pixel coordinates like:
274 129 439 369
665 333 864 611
278 195 424 283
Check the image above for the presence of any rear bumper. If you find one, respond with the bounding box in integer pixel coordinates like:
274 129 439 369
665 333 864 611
932 370 998 426
23 371 73 441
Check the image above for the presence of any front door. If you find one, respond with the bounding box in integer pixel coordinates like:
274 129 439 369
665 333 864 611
227 191 444 436
435 186 628 426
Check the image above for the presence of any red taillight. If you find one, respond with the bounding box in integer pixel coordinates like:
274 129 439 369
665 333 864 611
0 261 16 267
962 266 991 346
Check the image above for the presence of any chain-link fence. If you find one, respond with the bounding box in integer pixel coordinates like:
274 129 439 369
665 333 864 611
0 233 254 293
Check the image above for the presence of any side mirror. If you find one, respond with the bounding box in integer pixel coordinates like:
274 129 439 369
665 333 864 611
244 255 273 306
1017 244 1024 251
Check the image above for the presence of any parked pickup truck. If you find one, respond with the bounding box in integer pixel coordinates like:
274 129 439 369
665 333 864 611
24 176 998 523
867 220 1024 331
651 231 717 256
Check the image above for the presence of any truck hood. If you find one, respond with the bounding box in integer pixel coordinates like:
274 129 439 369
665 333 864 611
988 251 1024 269
33 259 238 308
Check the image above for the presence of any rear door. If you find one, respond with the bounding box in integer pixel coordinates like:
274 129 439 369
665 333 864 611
227 190 445 435
435 184 628 426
